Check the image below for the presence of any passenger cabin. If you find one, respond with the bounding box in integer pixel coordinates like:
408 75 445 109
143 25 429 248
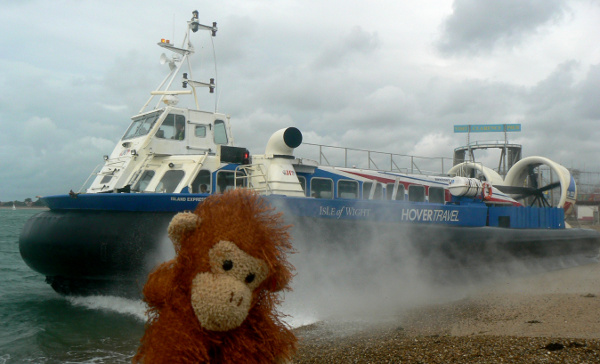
295 168 452 204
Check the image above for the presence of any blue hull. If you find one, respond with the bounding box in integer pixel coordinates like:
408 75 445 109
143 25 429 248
19 193 600 297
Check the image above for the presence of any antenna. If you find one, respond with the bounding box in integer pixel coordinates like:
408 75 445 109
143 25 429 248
140 11 219 113
159 53 169 65
211 35 219 112
159 53 177 71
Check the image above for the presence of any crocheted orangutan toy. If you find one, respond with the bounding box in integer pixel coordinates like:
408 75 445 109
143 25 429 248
133 189 297 363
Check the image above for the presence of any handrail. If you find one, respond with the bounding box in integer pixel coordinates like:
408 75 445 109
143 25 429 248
186 152 209 192
78 163 104 193
125 154 156 190
78 157 130 192
300 142 453 175
234 164 271 194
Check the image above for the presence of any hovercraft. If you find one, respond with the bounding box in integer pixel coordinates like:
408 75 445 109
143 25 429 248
19 12 600 297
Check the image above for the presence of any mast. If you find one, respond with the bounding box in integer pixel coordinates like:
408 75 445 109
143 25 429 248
139 11 218 113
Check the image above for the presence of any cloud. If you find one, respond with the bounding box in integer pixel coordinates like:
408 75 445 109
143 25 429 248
24 116 58 140
312 26 380 69
410 133 453 158
576 63 600 119
437 0 568 55
233 108 296 154
0 113 116 200
97 103 129 112
1 1 600 200
520 61 600 165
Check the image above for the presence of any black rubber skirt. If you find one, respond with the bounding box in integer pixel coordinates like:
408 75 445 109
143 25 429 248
19 210 600 297
19 210 176 297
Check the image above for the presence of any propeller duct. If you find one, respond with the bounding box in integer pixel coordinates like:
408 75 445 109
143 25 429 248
503 156 576 212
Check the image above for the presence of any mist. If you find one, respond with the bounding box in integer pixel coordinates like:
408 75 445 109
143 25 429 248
137 208 592 330
280 220 465 327
279 216 590 328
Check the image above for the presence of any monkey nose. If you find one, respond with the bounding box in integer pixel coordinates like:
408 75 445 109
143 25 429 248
229 292 244 307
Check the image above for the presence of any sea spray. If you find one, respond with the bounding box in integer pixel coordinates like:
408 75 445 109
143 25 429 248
67 295 148 322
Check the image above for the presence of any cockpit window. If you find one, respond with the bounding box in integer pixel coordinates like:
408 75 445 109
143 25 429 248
154 170 185 193
133 170 155 192
122 113 160 140
214 120 228 145
195 125 206 138
155 114 186 140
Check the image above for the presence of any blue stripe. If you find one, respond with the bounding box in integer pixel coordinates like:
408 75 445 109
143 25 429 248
42 192 562 228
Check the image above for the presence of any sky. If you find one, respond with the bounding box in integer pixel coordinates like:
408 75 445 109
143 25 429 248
1 0 599 201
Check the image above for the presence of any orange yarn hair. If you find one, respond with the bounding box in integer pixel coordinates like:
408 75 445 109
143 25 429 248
133 189 297 363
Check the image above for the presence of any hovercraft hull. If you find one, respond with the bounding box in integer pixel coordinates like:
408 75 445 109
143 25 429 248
19 210 175 297
19 205 600 297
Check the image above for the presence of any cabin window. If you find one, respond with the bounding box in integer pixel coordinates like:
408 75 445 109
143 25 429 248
373 184 383 200
362 182 383 200
156 114 186 140
123 113 160 140
298 176 307 196
362 182 371 199
428 187 445 204
386 183 394 200
310 178 333 199
338 180 358 199
386 183 405 200
191 170 211 193
395 184 405 200
133 170 155 191
216 170 245 193
214 120 228 145
155 170 185 193
195 125 207 138
408 185 425 202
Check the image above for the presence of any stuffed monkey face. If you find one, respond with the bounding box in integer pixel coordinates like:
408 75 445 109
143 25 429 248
191 240 269 331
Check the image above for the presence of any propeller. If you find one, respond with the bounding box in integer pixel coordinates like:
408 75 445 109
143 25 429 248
527 165 538 190
503 156 573 210
496 181 561 207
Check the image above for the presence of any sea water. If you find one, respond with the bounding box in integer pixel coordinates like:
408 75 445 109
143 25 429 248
0 209 317 364
0 209 146 363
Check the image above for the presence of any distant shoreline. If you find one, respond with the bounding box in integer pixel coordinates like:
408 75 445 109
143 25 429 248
0 206 48 210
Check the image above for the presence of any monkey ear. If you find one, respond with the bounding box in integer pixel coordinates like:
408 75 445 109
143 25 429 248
167 211 200 253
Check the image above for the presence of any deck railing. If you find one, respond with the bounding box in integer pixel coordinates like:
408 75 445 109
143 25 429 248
297 142 454 176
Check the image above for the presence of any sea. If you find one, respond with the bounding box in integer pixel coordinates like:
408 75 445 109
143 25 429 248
0 209 324 364
0 209 147 363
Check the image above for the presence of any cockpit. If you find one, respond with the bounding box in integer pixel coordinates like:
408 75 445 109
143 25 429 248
155 114 186 140
122 112 161 140
121 108 231 148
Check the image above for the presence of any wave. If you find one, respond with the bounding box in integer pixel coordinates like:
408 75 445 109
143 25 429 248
67 295 147 322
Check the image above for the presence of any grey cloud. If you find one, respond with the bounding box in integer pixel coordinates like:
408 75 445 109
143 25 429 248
519 61 600 166
312 26 380 69
437 0 568 55
3 2 599 201
429 78 526 119
526 61 578 115
577 64 600 119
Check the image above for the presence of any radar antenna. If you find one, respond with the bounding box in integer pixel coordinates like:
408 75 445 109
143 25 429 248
139 10 218 113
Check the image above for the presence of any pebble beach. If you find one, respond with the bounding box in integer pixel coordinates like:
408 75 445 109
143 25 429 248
293 260 600 363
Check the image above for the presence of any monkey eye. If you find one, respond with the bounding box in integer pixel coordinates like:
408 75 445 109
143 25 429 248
222 260 233 271
245 273 255 284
